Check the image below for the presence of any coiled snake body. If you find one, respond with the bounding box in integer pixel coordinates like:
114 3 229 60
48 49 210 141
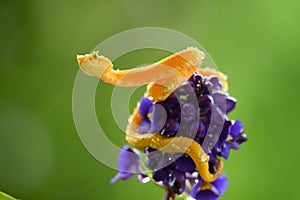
77 48 228 182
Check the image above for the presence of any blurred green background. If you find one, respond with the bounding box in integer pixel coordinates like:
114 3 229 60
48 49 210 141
1 0 300 199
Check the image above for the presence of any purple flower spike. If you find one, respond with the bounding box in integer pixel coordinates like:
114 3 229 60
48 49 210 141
110 146 142 184
113 72 247 200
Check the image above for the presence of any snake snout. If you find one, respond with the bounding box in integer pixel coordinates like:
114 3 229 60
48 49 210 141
77 52 112 77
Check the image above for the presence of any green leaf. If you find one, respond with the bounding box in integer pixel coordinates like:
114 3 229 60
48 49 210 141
0 191 16 200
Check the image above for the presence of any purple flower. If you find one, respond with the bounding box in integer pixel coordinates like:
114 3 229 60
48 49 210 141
153 166 186 194
139 118 151 133
190 173 228 200
150 104 167 132
214 120 248 159
110 146 142 184
139 97 153 118
138 97 154 133
175 155 196 173
145 150 195 195
207 76 223 91
211 91 236 113
182 103 198 122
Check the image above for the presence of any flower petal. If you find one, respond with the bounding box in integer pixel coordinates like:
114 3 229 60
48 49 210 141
211 91 236 114
139 97 153 118
175 155 196 173
139 118 151 133
150 104 167 132
182 103 198 122
153 167 171 187
236 133 248 144
174 172 186 194
220 143 231 160
211 173 228 195
190 179 201 198
208 76 223 91
110 146 141 183
195 190 219 200
145 147 164 170
226 96 236 113
213 120 231 151
229 120 244 137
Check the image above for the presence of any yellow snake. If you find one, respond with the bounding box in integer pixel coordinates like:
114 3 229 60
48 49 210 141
77 48 228 182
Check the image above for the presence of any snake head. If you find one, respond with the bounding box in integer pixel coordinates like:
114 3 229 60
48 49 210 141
77 51 112 77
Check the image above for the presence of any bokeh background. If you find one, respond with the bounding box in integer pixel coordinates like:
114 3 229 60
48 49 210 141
1 0 300 199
